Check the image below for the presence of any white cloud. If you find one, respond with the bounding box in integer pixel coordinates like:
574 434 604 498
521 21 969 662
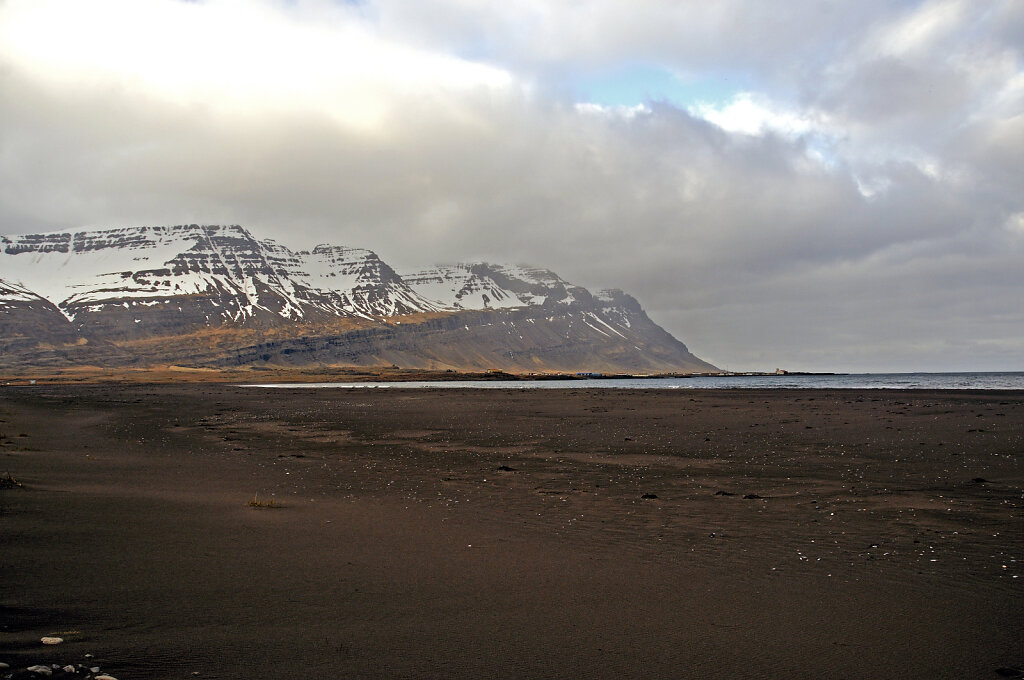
0 0 515 130
688 92 820 137
1005 212 1024 236
574 102 651 119
867 0 969 59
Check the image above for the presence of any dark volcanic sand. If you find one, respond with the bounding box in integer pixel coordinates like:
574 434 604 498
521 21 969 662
1 385 1022 679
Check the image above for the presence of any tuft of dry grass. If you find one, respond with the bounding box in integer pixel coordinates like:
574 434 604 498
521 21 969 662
246 493 284 509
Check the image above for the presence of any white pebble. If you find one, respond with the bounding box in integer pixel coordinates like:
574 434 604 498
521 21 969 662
26 665 52 676
96 675 119 680
40 636 63 645
63 665 76 672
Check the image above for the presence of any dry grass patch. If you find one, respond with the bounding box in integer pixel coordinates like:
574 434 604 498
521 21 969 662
246 493 285 509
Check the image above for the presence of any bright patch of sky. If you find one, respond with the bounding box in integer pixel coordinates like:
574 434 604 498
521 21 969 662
0 0 514 131
688 93 817 137
576 65 842 170
575 63 745 110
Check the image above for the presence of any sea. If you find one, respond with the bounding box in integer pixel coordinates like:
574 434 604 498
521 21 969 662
250 371 1024 390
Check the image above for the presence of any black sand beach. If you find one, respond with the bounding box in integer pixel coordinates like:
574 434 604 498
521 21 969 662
2 385 1022 678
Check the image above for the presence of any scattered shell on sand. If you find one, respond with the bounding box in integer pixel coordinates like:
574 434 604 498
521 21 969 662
40 636 64 645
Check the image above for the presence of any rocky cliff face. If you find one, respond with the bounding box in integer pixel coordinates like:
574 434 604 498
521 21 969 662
0 224 716 373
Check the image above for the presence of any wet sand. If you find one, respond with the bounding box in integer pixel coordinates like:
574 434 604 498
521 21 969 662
1 385 1022 679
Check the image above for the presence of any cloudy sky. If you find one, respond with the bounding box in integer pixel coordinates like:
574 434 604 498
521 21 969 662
1 0 1021 372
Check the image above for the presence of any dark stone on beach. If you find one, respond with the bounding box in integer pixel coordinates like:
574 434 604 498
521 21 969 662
2 661 119 679
641 493 658 499
995 668 1022 678
972 477 990 483
743 494 763 499
714 490 735 496
496 465 516 472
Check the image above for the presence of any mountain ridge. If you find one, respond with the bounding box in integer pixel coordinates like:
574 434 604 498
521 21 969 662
0 224 717 373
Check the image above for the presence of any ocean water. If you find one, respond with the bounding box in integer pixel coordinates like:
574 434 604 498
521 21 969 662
249 372 1024 390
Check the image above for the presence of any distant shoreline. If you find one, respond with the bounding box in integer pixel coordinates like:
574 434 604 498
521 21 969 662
0 365 840 386
4 366 1023 391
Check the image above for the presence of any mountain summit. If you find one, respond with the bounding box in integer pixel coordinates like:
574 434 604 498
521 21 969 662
0 224 716 373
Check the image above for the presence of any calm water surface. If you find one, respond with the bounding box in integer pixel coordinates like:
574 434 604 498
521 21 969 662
249 372 1024 390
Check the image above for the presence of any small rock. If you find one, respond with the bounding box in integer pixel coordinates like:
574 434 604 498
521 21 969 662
95 675 119 680
40 636 63 645
0 662 9 669
743 493 763 499
995 668 1022 678
714 490 735 496
496 465 516 472
26 666 52 676
63 666 75 673
91 667 100 673
972 477 990 483
640 493 658 499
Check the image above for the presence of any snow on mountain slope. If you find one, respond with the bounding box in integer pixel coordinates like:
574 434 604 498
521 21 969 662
2 225 602 324
0 225 440 325
0 225 306 322
269 244 443 319
1 226 207 310
403 262 581 310
0 278 45 307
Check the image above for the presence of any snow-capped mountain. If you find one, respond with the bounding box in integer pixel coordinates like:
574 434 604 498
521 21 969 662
0 225 440 329
0 224 716 373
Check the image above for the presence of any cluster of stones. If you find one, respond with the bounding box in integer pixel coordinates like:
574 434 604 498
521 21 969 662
0 663 117 679
0 640 118 680
1 665 117 679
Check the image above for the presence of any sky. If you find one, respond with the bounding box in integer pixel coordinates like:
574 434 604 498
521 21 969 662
0 0 1021 372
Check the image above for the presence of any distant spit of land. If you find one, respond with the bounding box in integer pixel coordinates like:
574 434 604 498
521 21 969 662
0 365 815 386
